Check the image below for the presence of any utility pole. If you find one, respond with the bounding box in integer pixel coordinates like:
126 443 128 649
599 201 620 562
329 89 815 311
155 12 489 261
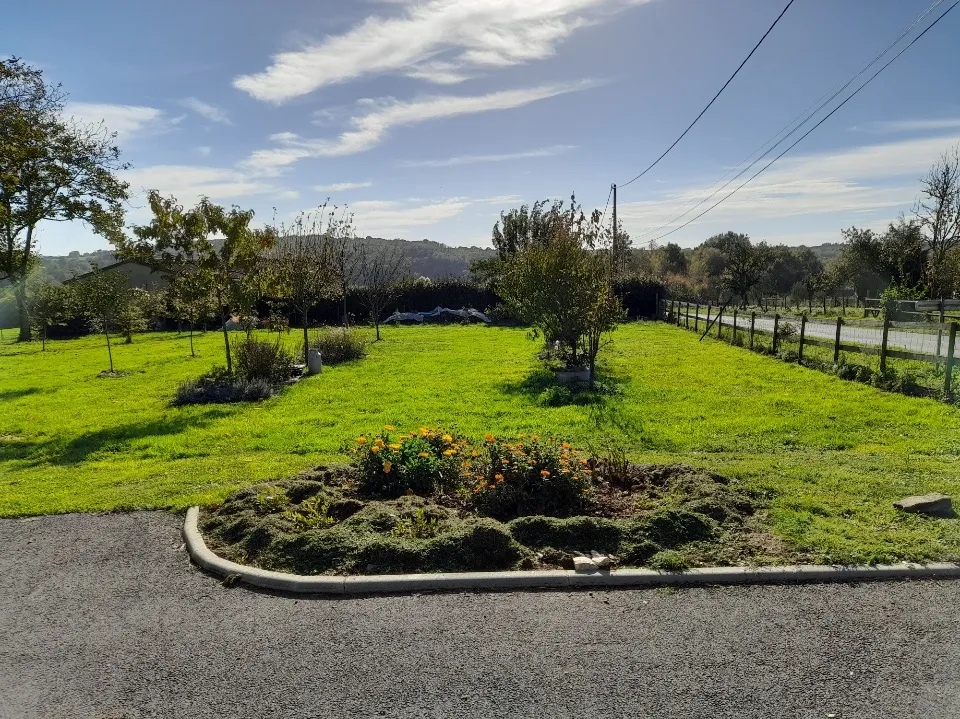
611 183 618 276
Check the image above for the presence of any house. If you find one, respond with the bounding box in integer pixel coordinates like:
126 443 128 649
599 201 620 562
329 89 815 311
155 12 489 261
63 260 170 290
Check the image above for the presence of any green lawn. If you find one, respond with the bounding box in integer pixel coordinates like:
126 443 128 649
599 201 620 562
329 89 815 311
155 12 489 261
2 322 960 564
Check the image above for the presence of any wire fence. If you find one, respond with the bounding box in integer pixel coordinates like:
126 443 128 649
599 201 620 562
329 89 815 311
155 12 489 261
663 299 959 396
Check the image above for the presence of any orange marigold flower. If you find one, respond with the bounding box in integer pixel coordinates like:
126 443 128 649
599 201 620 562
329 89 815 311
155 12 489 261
418 451 430 457
540 470 550 477
384 425 395 431
519 433 527 439
383 461 392 473
531 434 539 441
471 450 479 457
443 449 456 456
389 444 401 450
494 473 504 481
484 433 495 443
370 445 381 454
562 442 571 449
356 437 368 444
442 434 453 443
374 438 385 447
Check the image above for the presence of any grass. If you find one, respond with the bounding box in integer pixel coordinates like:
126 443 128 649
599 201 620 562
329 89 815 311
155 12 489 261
2 322 960 564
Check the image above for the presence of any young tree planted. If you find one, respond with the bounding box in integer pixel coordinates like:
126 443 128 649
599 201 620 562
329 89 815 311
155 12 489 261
25 278 74 350
356 244 407 341
76 268 131 373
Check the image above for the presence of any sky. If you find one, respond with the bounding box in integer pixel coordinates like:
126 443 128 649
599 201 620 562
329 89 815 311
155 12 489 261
3 0 960 255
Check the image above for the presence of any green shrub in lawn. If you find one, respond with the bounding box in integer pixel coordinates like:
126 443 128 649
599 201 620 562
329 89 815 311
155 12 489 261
174 371 276 405
468 434 594 520
233 336 297 383
308 328 366 364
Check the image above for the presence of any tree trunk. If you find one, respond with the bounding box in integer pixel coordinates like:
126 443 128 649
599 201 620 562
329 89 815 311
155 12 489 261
375 318 381 341
221 306 233 374
189 327 195 357
105 329 114 373
15 281 30 341
302 320 309 367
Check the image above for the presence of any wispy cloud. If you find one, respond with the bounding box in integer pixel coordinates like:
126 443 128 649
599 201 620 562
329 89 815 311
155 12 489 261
315 181 373 192
243 81 598 173
180 97 232 125
196 146 212 157
124 165 278 204
64 102 167 142
233 0 648 102
399 144 576 168
351 197 473 237
855 117 960 134
618 132 960 243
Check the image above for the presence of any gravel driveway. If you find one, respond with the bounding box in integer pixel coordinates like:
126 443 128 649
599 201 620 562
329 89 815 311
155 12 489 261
2 511 959 718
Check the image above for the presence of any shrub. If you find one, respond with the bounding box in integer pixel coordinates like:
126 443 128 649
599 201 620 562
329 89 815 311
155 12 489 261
233 337 296 383
254 486 291 514
648 549 689 572
469 435 593 520
309 328 365 365
350 426 467 498
283 495 336 530
175 374 276 405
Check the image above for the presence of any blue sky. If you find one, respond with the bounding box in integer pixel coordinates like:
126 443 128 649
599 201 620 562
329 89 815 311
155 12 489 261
4 0 960 254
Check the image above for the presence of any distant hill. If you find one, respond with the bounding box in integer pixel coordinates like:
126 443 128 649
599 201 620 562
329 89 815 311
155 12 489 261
37 238 496 282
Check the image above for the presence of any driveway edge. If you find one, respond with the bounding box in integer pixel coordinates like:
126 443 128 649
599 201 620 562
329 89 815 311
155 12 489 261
183 506 960 595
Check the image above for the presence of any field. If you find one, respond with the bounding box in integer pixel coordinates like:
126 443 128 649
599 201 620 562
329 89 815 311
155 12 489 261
2 322 960 564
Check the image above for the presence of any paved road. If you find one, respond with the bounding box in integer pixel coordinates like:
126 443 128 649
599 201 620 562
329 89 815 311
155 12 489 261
681 311 957 357
2 512 959 718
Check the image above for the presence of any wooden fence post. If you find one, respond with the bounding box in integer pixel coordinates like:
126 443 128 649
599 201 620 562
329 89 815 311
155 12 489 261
695 303 701 332
798 315 807 363
685 302 690 329
717 307 724 339
732 309 738 344
706 304 712 333
749 312 756 350
834 316 842 364
945 323 957 394
880 315 890 373
773 314 780 353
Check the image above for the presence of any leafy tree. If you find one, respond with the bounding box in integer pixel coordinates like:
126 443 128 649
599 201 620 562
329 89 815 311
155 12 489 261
838 221 925 297
75 267 132 373
650 242 688 276
0 58 129 341
275 206 345 366
356 243 408 341
121 192 276 373
26 278 74 350
703 232 773 308
914 146 960 298
170 271 217 357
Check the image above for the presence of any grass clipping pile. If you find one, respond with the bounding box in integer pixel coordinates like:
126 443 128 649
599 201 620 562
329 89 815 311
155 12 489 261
200 428 782 576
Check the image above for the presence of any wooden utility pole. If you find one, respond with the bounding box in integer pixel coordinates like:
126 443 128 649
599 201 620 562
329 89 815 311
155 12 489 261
611 183 617 274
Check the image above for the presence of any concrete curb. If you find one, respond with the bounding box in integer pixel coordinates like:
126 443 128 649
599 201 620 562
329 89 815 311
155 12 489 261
183 506 960 595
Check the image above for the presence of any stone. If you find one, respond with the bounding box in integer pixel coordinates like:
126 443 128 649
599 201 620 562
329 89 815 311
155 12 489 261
573 556 599 573
591 551 613 569
893 494 954 517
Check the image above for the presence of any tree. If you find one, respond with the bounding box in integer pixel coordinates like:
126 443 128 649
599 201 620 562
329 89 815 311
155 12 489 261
0 58 129 341
650 242 688 277
838 222 926 297
25 278 73 350
170 271 217 358
704 232 773 308
122 192 276 373
356 244 407 341
500 224 624 388
914 146 960 298
275 206 344 366
76 268 132 373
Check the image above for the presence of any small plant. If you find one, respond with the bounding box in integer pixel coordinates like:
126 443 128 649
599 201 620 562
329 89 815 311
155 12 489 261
174 374 276 405
648 549 689 572
776 321 797 342
309 328 366 365
350 426 467 498
537 384 574 407
283 495 335 529
391 506 441 539
233 337 296 384
254 486 291 513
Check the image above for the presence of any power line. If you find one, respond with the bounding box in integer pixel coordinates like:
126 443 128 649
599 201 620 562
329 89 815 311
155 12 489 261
618 0 796 189
643 0 960 244
632 0 946 243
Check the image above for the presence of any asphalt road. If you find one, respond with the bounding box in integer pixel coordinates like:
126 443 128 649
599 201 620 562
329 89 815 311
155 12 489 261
2 511 959 718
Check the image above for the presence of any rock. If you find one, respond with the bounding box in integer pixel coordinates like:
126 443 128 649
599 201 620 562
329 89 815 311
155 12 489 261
591 550 613 569
573 556 599 573
893 494 954 517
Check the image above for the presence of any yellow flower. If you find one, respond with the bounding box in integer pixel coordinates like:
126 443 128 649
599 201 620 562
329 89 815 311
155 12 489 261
501 459 509 465
443 449 456 456
384 425 395 431
485 433 495 442
418 451 430 458
442 434 453 443
370 446 381 454
519 433 527 439
356 437 368 445
531 434 539 441
374 438 385 448
471 450 479 457
389 444 401 450
540 470 550 477
494 473 504 481
383 461 392 473
562 442 571 449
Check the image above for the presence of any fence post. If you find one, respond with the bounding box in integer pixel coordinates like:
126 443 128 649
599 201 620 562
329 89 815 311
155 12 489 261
936 300 945 368
695 303 700 332
834 316 842 364
706 304 712 332
798 315 807 363
945 323 957 394
749 312 756 350
880 315 890 373
732 309 738 344
773 314 780 353
685 302 690 329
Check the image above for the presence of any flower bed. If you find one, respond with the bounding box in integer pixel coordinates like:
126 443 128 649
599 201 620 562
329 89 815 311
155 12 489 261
200 427 786 575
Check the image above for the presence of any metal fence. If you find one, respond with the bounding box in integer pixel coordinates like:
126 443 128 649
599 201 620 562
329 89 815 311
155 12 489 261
663 299 959 394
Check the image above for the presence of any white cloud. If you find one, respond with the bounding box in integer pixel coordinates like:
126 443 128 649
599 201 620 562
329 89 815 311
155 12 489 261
857 117 960 134
196 146 212 157
351 197 472 236
233 0 648 102
315 181 373 192
243 81 598 173
63 102 166 142
123 165 278 205
399 144 576 168
180 97 232 125
619 132 960 243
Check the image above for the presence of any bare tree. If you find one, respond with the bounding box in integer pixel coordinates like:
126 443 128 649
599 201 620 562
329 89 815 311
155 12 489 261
356 244 407 341
330 220 362 327
914 146 960 298
275 206 343 367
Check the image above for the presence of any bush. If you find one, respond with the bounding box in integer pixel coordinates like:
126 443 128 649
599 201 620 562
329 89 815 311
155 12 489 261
648 549 689 572
175 374 276 405
233 337 296 383
469 435 593 520
350 426 467 498
309 328 365 364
